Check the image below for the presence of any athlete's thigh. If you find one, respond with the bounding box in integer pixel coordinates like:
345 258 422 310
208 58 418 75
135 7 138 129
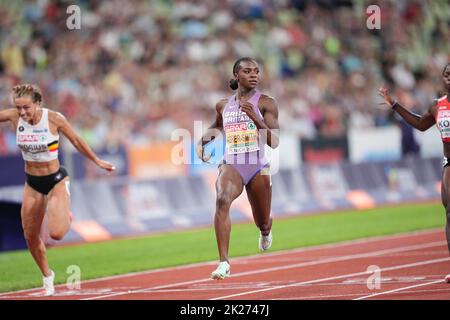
245 168 272 218
47 177 71 218
21 183 47 237
216 164 245 203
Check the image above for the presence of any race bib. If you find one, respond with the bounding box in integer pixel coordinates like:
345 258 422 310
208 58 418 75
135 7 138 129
225 122 259 154
437 109 450 140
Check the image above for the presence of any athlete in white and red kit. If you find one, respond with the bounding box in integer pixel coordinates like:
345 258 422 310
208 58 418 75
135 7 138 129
379 63 450 283
0 84 115 295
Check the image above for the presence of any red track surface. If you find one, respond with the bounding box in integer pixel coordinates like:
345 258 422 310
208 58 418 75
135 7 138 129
1 228 449 300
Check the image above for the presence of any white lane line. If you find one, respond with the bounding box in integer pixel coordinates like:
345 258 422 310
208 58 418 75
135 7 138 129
209 257 450 300
272 293 364 300
353 280 445 300
272 287 450 300
133 287 277 293
84 241 446 300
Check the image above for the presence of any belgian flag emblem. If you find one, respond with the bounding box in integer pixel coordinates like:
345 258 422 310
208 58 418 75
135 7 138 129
47 140 59 152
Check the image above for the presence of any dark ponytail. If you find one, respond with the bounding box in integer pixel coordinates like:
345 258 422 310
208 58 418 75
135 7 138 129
229 79 238 90
229 57 257 91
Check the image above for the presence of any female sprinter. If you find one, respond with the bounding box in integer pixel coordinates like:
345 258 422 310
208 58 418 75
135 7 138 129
379 63 450 283
0 84 115 295
196 57 280 279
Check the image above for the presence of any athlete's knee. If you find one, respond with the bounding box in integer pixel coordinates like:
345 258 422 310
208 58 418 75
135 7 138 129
23 231 41 247
216 193 233 212
49 225 68 241
24 232 38 243
50 234 64 241
49 230 65 241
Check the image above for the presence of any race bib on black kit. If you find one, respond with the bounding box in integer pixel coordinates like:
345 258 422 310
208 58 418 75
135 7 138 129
437 109 450 140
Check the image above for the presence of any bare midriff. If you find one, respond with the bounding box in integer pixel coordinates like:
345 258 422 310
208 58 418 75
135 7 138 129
25 159 60 176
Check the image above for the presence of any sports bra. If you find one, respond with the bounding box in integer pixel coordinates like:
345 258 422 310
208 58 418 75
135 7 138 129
16 108 59 162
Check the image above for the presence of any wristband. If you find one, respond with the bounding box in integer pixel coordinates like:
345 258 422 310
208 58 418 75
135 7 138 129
391 100 399 109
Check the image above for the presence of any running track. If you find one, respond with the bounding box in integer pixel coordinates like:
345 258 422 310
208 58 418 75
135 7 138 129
1 228 449 300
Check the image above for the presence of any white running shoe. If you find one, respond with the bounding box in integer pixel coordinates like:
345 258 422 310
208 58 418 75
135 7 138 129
43 270 55 296
259 230 272 251
211 261 230 280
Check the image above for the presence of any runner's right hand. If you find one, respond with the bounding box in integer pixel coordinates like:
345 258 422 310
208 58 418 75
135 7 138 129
378 86 395 107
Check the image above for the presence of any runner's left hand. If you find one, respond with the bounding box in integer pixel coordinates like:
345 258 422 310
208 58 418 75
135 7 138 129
96 159 116 172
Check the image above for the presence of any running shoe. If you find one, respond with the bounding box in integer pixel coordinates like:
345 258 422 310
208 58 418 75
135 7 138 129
43 270 55 296
211 261 230 280
259 230 272 251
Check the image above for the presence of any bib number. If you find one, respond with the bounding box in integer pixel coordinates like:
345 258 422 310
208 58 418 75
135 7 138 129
437 110 450 140
225 122 259 154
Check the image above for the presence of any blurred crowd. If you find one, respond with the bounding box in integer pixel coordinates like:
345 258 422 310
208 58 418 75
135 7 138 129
0 0 449 155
